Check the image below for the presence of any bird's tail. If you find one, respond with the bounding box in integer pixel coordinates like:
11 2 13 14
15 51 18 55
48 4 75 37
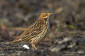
8 39 22 45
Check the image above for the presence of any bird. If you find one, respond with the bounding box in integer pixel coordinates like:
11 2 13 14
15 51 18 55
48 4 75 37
9 13 52 50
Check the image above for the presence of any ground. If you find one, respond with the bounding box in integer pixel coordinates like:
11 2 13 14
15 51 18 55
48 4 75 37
0 0 85 56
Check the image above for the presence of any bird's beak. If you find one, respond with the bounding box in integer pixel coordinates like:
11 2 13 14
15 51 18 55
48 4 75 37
42 13 55 18
48 13 52 16
47 13 56 16
40 13 56 19
47 13 56 17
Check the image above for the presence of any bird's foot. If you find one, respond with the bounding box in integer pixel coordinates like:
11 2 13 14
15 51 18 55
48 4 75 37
30 41 37 50
31 43 37 50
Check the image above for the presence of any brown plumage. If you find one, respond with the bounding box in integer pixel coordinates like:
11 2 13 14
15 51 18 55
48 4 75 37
9 13 52 50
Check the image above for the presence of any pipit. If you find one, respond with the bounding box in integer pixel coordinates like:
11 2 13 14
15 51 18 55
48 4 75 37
9 13 52 50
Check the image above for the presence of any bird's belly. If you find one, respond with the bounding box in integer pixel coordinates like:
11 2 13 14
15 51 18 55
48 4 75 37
31 28 48 44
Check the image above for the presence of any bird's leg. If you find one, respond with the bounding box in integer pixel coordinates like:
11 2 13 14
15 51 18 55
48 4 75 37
30 41 37 50
44 37 49 41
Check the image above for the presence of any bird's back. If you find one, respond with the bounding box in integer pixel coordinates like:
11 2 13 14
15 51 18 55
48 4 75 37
11 18 48 44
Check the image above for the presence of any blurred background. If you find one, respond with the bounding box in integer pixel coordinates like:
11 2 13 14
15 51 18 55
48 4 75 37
0 0 85 56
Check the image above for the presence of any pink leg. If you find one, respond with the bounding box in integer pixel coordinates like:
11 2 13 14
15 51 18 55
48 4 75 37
30 40 37 50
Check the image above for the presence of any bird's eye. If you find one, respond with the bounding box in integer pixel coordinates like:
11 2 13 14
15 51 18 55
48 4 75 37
40 13 49 20
42 14 47 17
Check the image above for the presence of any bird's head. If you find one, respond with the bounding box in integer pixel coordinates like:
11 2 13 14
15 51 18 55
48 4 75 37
39 13 52 20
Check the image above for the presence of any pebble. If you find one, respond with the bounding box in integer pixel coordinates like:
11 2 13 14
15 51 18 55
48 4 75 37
22 44 30 49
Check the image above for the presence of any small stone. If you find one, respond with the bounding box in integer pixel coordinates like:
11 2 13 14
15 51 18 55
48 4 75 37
22 44 30 49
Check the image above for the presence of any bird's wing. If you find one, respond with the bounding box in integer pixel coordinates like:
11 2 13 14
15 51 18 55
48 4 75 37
14 22 43 41
12 19 47 42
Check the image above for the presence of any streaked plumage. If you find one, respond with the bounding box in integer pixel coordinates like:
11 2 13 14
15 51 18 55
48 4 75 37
10 13 52 50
